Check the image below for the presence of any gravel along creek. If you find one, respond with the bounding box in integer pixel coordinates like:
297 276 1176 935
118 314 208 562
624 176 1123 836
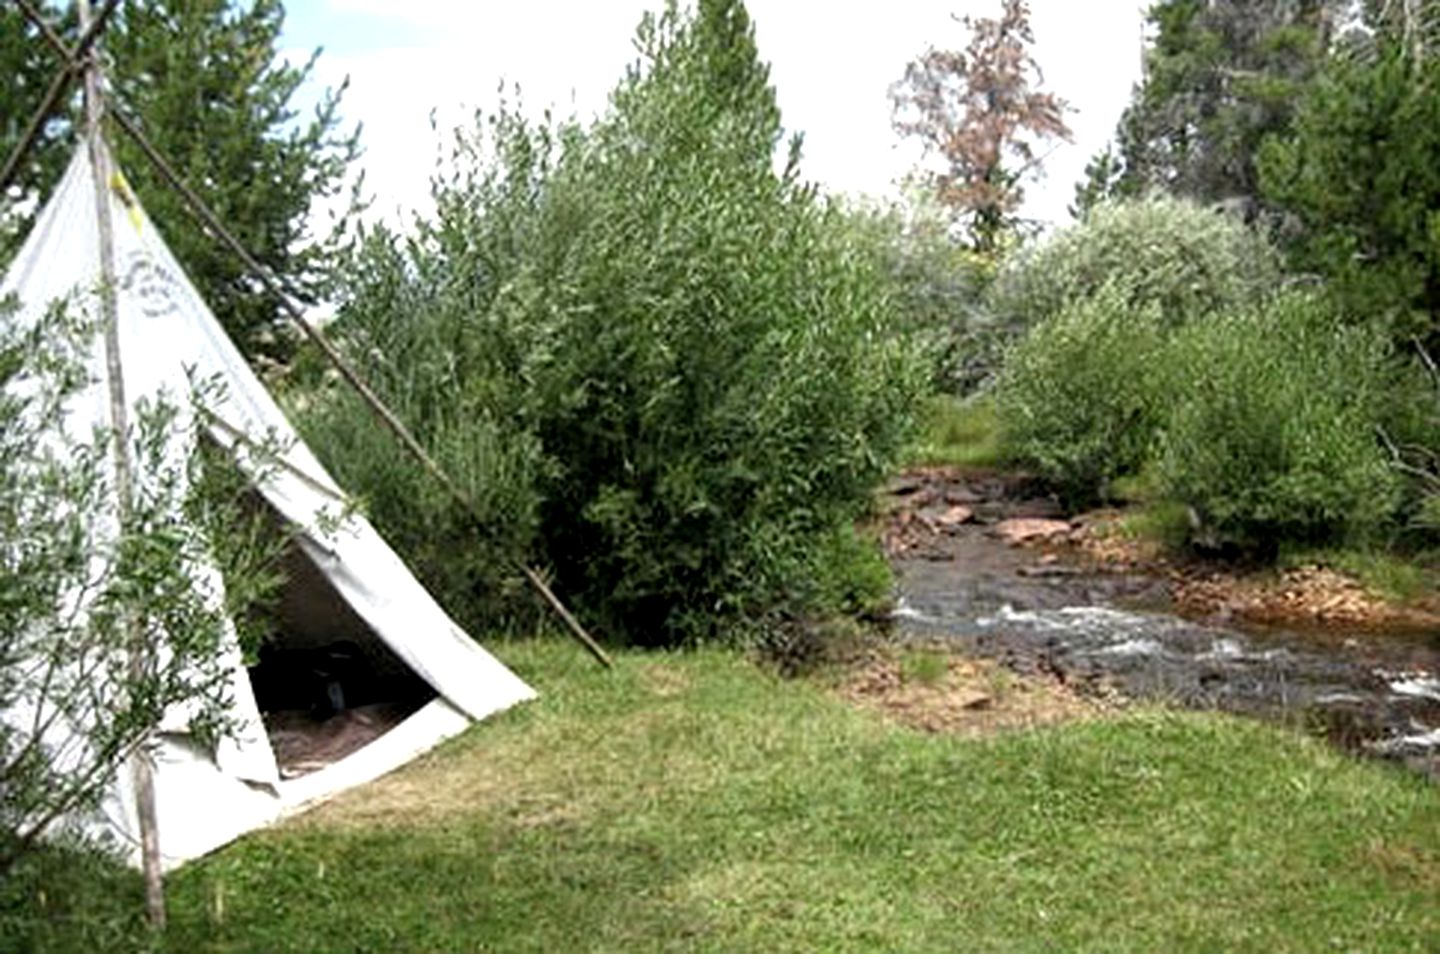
882 470 1440 780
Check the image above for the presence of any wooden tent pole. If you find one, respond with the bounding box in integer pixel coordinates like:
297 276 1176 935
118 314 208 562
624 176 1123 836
0 0 120 194
0 57 74 194
76 0 166 928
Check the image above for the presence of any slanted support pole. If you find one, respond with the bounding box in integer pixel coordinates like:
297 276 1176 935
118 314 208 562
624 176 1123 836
76 0 166 929
22 0 612 671
107 109 614 671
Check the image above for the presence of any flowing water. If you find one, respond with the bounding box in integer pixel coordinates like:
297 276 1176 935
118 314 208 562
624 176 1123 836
886 473 1440 779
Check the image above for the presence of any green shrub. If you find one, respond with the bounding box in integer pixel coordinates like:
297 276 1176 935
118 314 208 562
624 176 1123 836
303 1 924 646
295 220 552 631
1373 353 1440 542
990 195 1279 331
1158 293 1400 552
994 282 1167 504
1418 492 1440 534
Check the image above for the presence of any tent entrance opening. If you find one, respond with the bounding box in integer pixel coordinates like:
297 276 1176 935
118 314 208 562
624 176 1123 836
246 533 435 780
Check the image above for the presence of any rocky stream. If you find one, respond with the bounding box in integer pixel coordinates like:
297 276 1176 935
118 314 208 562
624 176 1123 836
883 470 1440 780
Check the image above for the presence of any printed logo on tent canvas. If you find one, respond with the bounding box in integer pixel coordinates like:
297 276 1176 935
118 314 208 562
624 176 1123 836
121 251 181 318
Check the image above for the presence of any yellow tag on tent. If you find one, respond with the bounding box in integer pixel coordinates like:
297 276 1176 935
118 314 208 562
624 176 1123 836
109 170 143 234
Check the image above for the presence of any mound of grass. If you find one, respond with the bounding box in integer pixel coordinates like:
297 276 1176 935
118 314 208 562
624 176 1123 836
907 394 1003 470
1281 548 1436 605
12 641 1438 952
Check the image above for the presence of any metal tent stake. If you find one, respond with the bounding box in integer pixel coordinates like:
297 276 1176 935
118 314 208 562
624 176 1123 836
75 0 167 929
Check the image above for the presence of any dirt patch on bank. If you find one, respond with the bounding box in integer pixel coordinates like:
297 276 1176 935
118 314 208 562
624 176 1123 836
835 646 1111 736
1172 565 1440 630
1072 512 1440 632
1169 564 1416 631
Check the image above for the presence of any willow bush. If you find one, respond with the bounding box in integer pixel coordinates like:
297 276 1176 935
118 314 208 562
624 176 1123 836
302 0 924 646
991 196 1406 550
994 282 1168 505
990 195 1280 332
993 196 1288 505
1158 293 1401 552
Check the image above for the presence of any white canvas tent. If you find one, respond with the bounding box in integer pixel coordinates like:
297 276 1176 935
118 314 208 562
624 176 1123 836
0 141 536 870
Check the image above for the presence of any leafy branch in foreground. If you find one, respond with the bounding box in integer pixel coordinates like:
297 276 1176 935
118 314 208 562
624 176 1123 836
0 300 285 875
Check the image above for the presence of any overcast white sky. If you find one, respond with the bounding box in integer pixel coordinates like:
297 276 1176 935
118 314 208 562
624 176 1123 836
280 1 1147 230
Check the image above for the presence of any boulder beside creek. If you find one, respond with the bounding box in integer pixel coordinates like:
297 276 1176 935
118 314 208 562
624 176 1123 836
990 518 1072 546
919 505 974 532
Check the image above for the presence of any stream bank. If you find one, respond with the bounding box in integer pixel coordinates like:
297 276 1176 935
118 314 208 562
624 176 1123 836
881 468 1440 779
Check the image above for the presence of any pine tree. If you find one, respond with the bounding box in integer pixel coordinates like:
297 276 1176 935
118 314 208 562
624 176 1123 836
1259 40 1440 348
1106 0 1338 218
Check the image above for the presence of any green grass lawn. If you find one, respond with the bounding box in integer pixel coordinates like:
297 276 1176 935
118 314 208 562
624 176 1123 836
9 640 1439 952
